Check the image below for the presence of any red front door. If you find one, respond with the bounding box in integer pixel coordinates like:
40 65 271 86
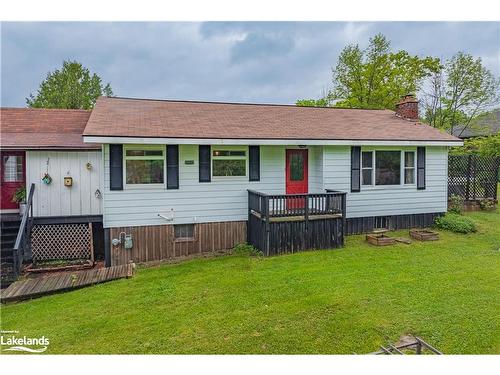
286 149 308 208
0 151 26 211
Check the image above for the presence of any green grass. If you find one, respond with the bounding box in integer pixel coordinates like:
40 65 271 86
1 209 499 354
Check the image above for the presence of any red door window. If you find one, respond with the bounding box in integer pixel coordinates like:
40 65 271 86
0 151 26 211
286 149 308 209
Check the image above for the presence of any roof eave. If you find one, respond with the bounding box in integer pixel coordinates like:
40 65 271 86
83 135 463 147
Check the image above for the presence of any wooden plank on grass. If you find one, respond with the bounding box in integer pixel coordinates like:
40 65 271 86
1 264 135 303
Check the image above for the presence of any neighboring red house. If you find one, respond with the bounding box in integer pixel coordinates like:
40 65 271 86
0 108 103 286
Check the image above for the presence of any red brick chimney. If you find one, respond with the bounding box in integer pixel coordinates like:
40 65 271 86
395 94 419 121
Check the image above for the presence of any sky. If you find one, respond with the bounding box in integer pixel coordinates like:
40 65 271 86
1 22 499 107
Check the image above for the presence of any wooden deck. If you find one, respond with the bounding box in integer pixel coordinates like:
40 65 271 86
1 263 134 303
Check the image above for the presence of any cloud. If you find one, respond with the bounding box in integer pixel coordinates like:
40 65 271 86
231 32 295 64
1 22 499 107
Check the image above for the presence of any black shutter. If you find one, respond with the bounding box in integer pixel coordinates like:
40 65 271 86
166 145 179 189
249 146 260 181
199 145 211 182
109 144 123 190
417 146 426 190
351 146 361 192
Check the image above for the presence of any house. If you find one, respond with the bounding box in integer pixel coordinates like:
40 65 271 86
0 108 104 285
451 109 500 139
82 95 462 265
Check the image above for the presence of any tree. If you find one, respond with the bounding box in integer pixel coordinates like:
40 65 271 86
332 34 441 109
450 134 500 157
423 52 500 135
295 98 330 107
297 34 441 109
26 60 113 109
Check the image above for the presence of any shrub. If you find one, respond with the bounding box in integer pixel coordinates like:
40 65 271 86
479 198 496 211
11 185 26 203
448 194 464 214
435 213 477 234
232 243 262 257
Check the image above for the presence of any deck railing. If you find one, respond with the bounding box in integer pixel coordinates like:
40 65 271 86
247 189 347 255
13 183 35 276
248 189 346 221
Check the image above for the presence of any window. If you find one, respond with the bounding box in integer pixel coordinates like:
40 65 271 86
361 151 373 185
290 152 305 181
375 151 401 185
404 151 415 184
212 148 247 177
3 155 23 182
124 147 164 185
174 224 195 241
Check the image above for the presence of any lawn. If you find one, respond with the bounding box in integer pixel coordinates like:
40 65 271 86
1 209 499 354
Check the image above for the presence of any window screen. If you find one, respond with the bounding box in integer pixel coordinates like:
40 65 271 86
174 224 195 240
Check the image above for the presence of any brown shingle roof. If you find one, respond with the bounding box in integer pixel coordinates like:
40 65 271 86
84 97 461 143
0 108 99 149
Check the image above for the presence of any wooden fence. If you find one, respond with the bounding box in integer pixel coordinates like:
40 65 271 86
448 154 500 201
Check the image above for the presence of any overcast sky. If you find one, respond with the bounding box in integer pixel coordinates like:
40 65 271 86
1 22 499 107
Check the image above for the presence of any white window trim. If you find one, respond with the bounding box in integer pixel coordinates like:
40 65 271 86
403 150 416 185
361 151 374 186
360 148 417 190
211 145 249 179
123 144 166 189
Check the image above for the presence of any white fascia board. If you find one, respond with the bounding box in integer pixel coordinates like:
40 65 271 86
83 136 463 147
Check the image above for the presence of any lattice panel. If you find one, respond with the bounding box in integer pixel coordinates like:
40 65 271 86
31 223 93 261
448 155 500 201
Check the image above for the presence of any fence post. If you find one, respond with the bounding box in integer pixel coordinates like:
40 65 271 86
465 155 472 200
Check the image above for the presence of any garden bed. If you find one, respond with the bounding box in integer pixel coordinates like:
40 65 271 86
409 229 439 241
366 233 396 246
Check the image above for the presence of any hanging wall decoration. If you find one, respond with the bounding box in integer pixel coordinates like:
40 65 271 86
41 158 52 184
42 172 52 185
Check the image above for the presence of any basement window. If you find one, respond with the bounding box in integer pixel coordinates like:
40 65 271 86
174 224 195 241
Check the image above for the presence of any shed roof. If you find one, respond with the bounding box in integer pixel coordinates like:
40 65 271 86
83 97 461 144
0 108 99 150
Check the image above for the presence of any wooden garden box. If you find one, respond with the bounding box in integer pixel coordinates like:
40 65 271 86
409 229 439 241
366 233 396 246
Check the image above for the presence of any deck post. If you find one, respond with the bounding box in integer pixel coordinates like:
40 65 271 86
341 193 347 246
247 191 251 244
304 195 309 249
264 196 270 256
104 228 111 267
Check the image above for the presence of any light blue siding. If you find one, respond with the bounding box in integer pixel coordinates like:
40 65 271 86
102 144 324 228
102 144 448 227
322 145 448 218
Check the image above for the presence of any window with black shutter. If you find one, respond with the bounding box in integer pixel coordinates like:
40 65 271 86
351 146 361 192
109 144 123 190
166 145 179 189
417 147 426 190
199 145 211 182
249 146 260 181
